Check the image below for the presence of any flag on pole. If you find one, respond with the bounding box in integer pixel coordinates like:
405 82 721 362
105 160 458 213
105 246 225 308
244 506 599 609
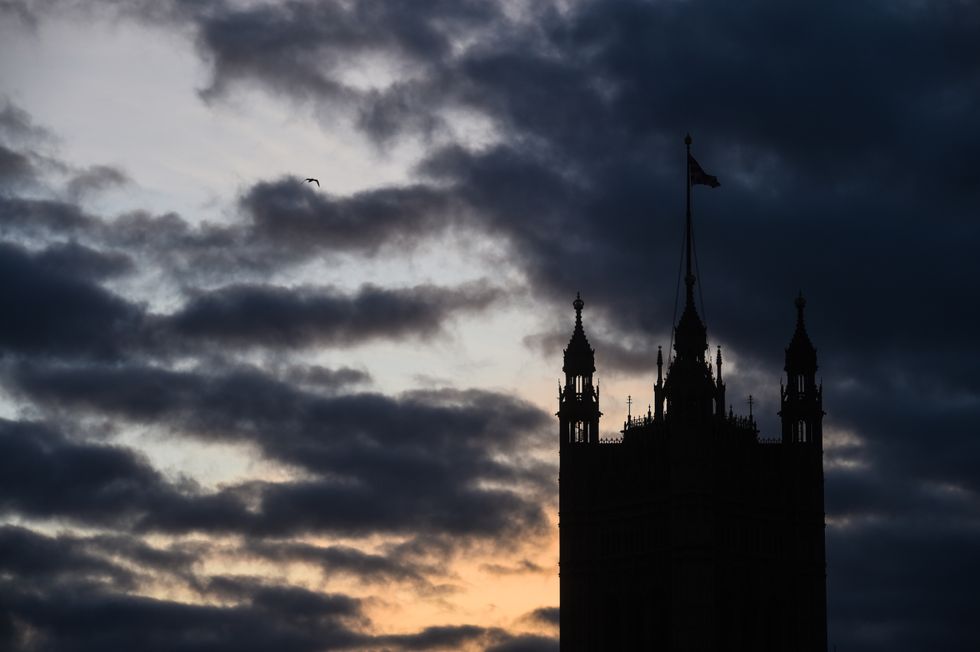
688 154 720 188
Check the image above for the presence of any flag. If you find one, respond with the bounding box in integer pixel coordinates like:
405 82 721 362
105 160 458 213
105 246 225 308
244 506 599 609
688 154 720 188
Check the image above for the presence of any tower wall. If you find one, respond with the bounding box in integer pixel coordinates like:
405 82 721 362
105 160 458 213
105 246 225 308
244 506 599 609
557 295 827 651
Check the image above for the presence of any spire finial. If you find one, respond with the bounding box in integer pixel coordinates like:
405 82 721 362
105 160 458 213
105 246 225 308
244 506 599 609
795 291 806 324
685 133 692 146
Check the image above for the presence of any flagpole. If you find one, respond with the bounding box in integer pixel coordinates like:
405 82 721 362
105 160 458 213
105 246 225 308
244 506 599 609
684 133 694 305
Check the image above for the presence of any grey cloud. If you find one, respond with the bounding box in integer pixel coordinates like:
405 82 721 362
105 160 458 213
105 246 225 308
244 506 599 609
240 177 465 255
4 366 553 539
524 607 559 628
0 144 36 187
0 98 49 144
480 559 545 576
66 164 129 199
524 327 659 378
288 364 372 390
164 281 503 349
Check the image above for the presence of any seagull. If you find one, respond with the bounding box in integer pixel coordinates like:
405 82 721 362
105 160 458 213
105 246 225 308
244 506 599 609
305 177 320 187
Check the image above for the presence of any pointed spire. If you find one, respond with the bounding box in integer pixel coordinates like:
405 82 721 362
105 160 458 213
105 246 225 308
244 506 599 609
786 292 817 371
715 346 723 383
674 134 708 361
656 345 663 383
563 292 595 375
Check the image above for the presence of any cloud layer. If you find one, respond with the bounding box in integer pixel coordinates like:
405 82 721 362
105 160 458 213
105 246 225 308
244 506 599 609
1 0 978 649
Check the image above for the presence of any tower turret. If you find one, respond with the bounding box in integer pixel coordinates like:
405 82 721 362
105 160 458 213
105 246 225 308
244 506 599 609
780 293 823 445
715 345 726 417
559 293 601 445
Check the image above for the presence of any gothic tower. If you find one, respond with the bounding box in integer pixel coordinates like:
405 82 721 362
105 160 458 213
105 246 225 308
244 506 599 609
778 293 828 650
781 293 823 446
556 137 827 651
558 293 601 447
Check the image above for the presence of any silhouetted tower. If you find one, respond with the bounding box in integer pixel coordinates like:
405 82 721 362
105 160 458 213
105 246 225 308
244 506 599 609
779 293 828 650
781 293 823 446
557 136 827 651
558 293 600 446
663 268 716 423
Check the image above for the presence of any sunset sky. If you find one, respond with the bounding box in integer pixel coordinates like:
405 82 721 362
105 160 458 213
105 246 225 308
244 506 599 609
1 1 979 650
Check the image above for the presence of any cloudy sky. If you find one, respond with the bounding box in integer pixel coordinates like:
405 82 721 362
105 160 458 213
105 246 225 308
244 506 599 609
1 0 978 650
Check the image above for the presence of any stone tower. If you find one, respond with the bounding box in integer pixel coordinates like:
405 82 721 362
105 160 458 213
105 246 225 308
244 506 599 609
557 140 827 651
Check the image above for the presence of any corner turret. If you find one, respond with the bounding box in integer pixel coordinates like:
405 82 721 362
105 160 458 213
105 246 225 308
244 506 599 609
780 293 823 445
558 293 601 446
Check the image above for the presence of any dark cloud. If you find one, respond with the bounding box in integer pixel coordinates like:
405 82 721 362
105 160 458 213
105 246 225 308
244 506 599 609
193 0 502 105
200 575 361 619
523 607 559 629
4 365 552 538
0 241 142 358
0 196 95 239
240 178 466 255
0 418 242 531
288 364 372 390
827 520 980 652
244 539 433 587
0 582 366 652
376 624 494 651
0 525 539 652
66 164 129 199
0 198 505 358
480 559 545 576
0 520 203 589
484 634 560 652
33 240 134 280
165 281 502 349
0 525 135 590
150 0 980 372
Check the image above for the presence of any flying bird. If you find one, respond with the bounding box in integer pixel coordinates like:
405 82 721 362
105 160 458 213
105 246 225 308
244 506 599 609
305 177 320 187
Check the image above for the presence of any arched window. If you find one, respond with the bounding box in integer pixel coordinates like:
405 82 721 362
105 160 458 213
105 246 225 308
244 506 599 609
797 420 808 443
797 374 805 393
